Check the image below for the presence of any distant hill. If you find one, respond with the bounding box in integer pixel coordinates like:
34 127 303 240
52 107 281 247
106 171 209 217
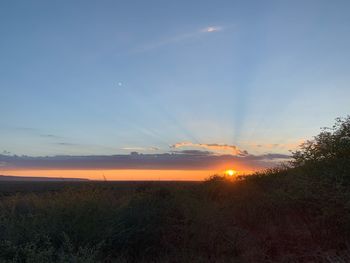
0 175 89 182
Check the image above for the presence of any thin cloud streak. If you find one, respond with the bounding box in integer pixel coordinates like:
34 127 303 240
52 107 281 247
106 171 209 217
201 26 223 33
171 142 248 156
132 25 224 53
121 146 160 151
40 134 63 139
244 139 305 152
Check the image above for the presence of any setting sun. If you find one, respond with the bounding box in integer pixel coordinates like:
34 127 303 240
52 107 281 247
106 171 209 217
225 169 237 176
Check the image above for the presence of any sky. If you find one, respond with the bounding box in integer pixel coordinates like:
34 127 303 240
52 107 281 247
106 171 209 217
0 0 350 180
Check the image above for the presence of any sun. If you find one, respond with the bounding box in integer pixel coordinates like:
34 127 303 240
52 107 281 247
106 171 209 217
225 169 237 176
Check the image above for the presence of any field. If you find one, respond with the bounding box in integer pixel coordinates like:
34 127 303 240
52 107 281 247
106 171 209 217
0 170 349 263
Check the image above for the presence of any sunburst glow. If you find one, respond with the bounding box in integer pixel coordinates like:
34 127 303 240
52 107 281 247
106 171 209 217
225 169 237 176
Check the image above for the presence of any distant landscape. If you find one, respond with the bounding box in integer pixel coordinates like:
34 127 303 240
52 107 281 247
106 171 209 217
0 117 349 262
0 175 88 182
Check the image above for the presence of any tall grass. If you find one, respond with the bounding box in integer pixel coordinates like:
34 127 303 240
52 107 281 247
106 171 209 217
0 172 348 262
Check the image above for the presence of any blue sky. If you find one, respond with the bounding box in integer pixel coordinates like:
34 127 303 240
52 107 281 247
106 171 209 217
1 0 350 158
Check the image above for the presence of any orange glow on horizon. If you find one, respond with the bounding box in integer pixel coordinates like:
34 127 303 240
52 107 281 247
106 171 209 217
1 169 221 181
1 168 257 181
1 164 258 181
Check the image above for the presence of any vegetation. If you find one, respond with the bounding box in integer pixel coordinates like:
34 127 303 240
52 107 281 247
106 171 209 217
0 117 349 262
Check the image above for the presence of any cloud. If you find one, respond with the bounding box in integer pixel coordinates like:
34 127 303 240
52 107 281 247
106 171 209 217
246 140 305 152
245 153 291 161
56 142 79 146
121 146 160 151
0 152 290 171
133 25 223 53
201 26 223 33
40 134 63 139
6 126 38 132
172 150 214 156
0 126 66 141
171 142 248 156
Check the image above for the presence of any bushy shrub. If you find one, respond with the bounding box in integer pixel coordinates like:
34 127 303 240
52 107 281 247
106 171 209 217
292 116 350 164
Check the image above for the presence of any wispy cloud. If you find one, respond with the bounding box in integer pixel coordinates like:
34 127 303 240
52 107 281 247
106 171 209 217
201 26 223 33
133 25 224 53
246 139 305 152
171 142 248 156
121 146 159 151
55 142 79 146
172 150 214 156
40 134 63 139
